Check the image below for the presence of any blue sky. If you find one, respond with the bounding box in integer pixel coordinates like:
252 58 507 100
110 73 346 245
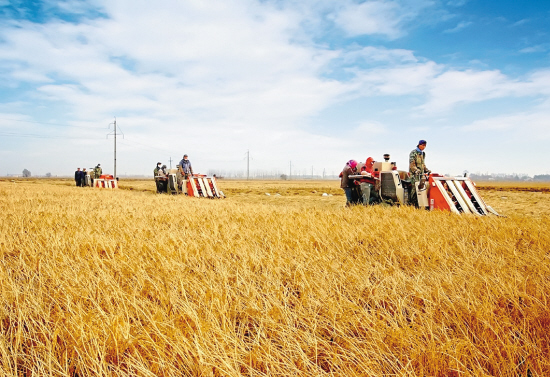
0 0 549 177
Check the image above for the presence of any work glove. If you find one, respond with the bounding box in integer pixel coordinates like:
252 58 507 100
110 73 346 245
414 169 421 175
426 170 432 175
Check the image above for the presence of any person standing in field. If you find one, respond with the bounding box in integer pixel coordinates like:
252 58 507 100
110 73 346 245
89 168 95 186
340 160 358 207
82 168 88 186
178 154 193 195
75 168 82 187
358 157 378 205
153 162 162 193
178 154 193 177
409 140 431 207
157 164 169 193
94 164 102 180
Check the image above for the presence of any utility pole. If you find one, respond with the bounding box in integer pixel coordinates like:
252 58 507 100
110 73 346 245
169 157 173 169
289 161 292 180
311 165 313 178
114 118 116 179
107 117 123 180
247 149 250 180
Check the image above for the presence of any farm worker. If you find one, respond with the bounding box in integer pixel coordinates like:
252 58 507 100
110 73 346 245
94 164 102 179
359 157 378 205
409 140 432 207
89 168 95 186
157 164 169 193
178 154 193 177
178 154 193 195
153 162 162 193
78 169 85 187
74 168 82 187
82 168 88 187
340 159 359 207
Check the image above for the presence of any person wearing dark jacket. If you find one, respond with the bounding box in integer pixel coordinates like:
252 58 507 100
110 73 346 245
75 168 82 187
178 154 193 177
340 160 358 206
178 154 194 195
153 162 162 193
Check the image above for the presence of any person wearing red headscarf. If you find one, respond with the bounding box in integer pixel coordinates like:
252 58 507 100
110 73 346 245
358 157 379 204
361 157 374 175
340 160 358 206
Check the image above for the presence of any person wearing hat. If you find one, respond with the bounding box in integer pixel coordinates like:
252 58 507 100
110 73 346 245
177 154 194 195
94 164 102 181
153 162 162 193
409 140 432 207
340 159 359 207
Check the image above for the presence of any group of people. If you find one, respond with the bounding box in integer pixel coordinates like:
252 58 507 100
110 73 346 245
153 154 194 194
340 158 379 206
340 140 431 207
74 164 102 187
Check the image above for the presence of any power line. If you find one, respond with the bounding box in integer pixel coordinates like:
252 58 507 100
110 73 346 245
0 131 104 140
119 138 180 158
0 117 104 130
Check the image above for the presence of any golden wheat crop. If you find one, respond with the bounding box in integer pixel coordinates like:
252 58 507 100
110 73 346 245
0 179 549 376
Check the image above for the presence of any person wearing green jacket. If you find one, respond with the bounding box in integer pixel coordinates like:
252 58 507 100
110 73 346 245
409 140 432 207
94 164 102 180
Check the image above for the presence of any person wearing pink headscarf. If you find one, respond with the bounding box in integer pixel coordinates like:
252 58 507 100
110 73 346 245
340 160 358 206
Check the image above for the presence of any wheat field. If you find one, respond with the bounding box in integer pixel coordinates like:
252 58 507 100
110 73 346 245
0 178 549 376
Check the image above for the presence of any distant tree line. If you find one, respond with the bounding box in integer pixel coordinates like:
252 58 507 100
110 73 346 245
469 173 532 181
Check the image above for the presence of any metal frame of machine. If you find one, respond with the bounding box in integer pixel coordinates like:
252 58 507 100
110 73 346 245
186 175 224 198
427 175 499 215
93 174 118 189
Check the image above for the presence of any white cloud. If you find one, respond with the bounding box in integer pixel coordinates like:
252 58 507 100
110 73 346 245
512 18 530 27
519 44 549 54
0 1 348 124
461 108 550 140
417 69 550 113
334 0 434 39
0 0 549 176
355 121 387 134
443 20 472 33
342 46 418 65
446 0 468 6
0 0 359 173
354 61 441 96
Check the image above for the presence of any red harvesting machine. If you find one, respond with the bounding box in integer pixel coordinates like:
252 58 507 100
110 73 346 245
186 174 224 198
349 154 500 215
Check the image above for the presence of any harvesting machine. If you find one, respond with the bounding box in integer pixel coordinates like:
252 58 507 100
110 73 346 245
160 169 224 198
349 155 500 215
93 174 118 189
